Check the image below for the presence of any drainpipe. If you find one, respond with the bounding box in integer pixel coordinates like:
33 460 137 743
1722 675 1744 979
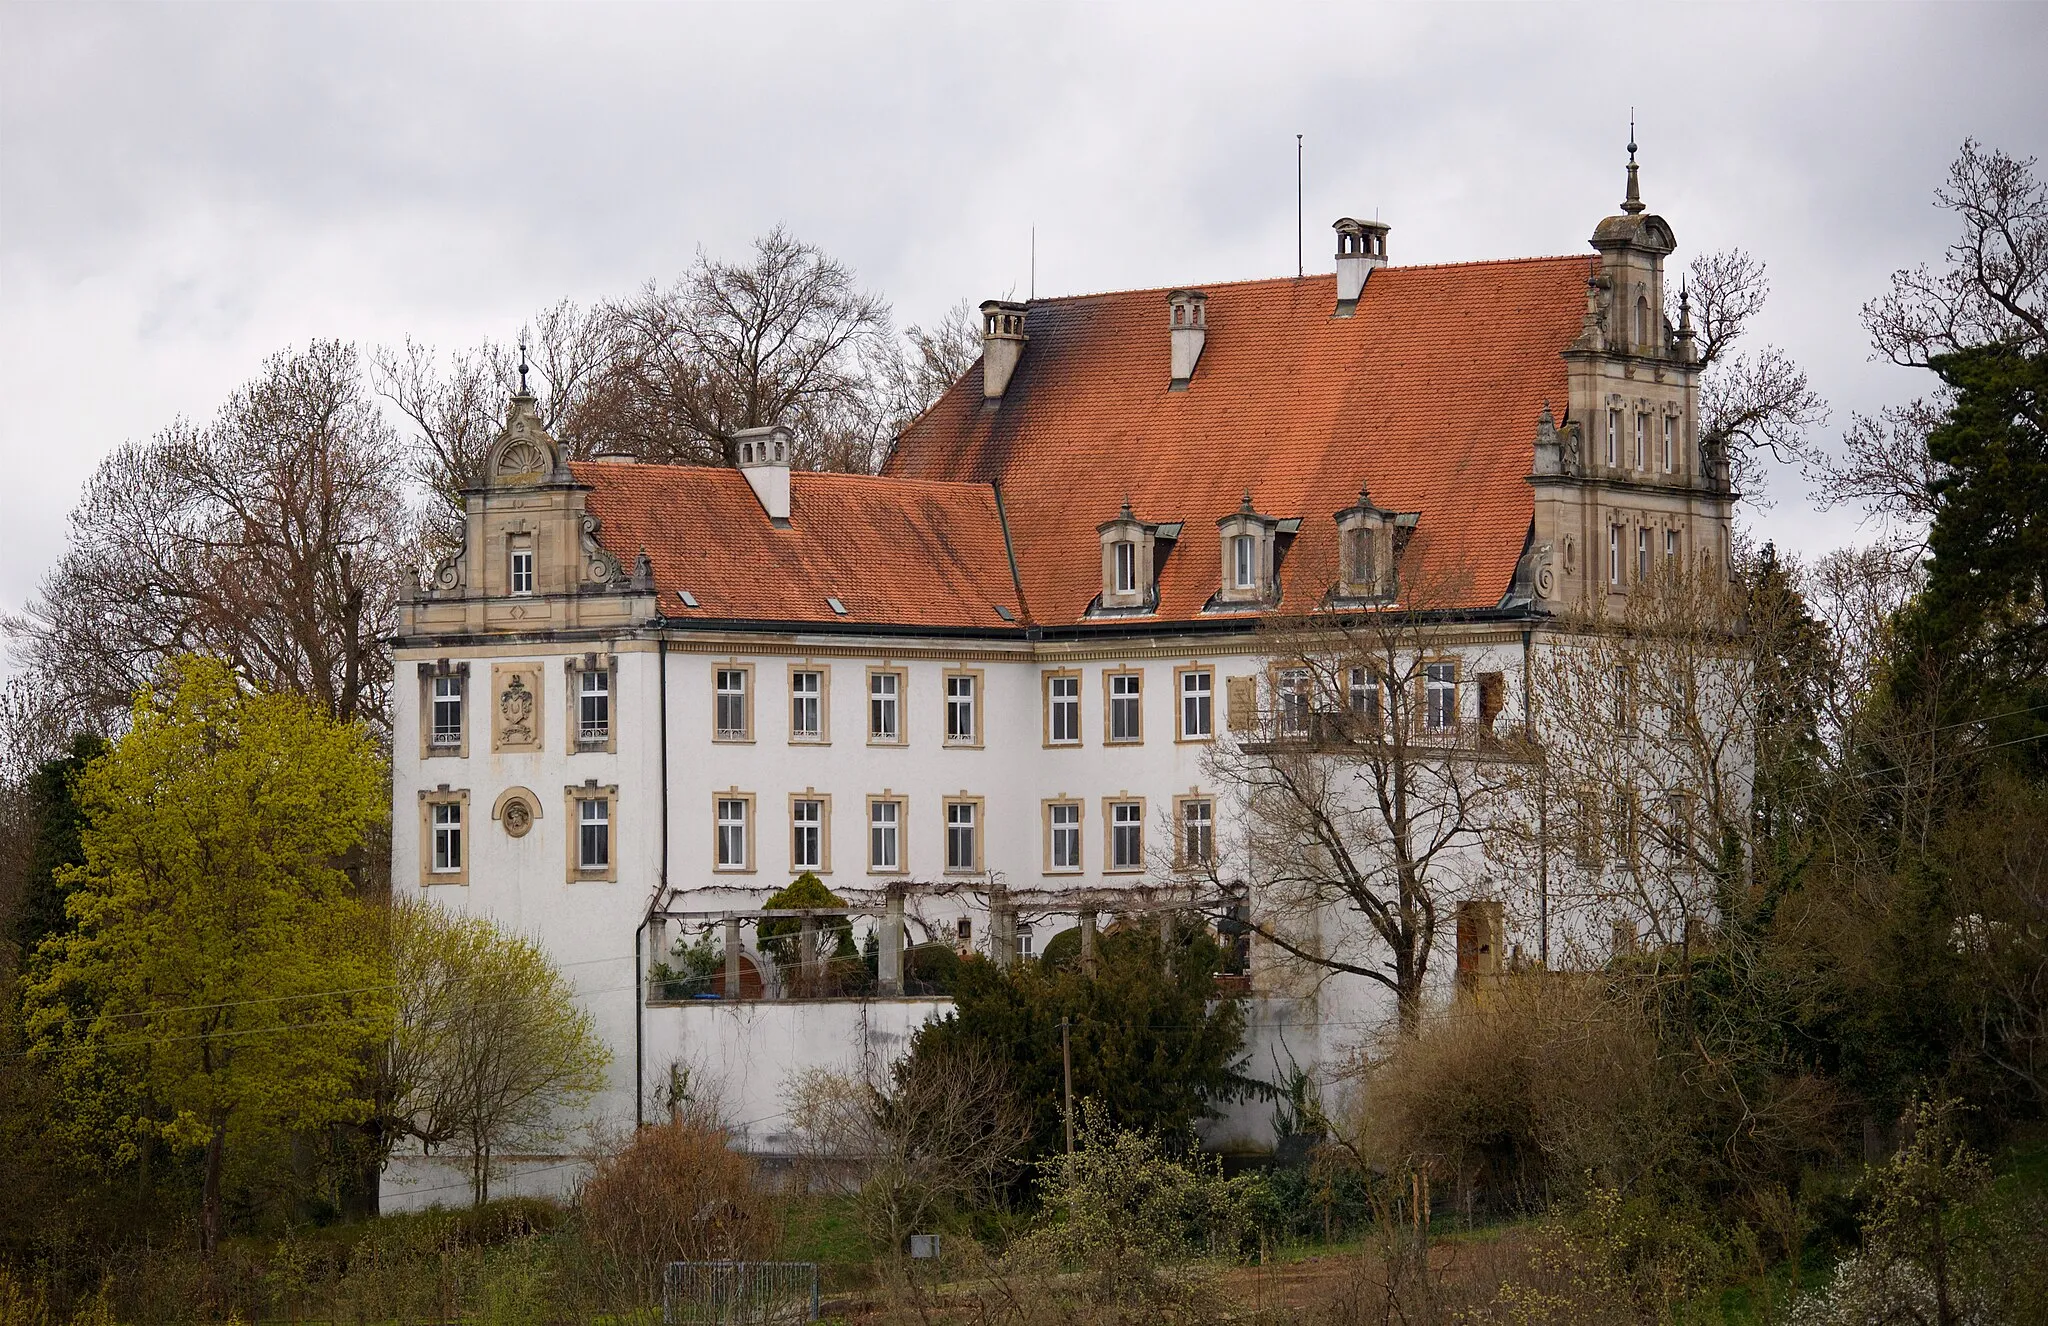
637 634 673 1128
1523 627 1548 968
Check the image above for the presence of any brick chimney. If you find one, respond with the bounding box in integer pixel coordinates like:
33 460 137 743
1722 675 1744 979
1333 218 1390 317
979 300 1028 400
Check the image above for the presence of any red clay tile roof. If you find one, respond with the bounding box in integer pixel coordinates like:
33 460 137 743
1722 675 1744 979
887 259 1594 623
573 463 1022 629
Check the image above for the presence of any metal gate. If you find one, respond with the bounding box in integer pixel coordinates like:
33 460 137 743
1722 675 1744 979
663 1260 820 1324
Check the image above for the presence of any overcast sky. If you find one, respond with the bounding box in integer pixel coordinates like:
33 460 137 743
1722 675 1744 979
3 2 2044 625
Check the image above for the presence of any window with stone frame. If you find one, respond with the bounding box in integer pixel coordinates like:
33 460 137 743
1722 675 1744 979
1423 662 1459 732
1177 667 1213 741
868 797 903 872
1275 667 1312 737
1114 540 1138 593
1046 800 1082 872
790 668 825 742
791 796 826 871
1045 672 1082 746
577 797 609 871
944 672 980 746
1108 799 1145 872
578 668 610 744
868 669 905 744
715 795 751 871
1106 671 1143 744
1349 666 1383 729
714 666 751 741
431 674 464 748
944 798 982 872
432 801 463 873
1179 797 1214 867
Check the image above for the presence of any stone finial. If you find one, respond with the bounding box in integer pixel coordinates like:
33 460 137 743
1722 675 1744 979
1621 119 1645 216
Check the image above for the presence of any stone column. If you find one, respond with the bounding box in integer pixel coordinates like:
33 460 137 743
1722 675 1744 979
799 915 820 994
723 917 742 1000
879 891 905 996
1159 908 1176 974
1079 911 1098 977
989 900 1015 971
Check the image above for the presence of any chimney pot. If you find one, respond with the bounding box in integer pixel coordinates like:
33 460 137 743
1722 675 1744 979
1333 217 1391 317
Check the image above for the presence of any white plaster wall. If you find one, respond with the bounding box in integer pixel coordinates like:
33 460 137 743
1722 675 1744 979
389 627 1575 1205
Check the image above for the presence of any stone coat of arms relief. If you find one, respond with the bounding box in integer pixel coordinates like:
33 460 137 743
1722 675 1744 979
491 664 544 753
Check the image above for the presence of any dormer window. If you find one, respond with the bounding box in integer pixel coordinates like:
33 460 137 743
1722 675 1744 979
1213 491 1283 608
1095 500 1169 613
1333 486 1413 601
1231 535 1256 589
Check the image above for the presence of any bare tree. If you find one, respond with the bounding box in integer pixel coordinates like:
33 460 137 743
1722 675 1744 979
1198 560 1525 1035
786 1042 1029 1255
1865 139 2048 368
1816 141 2047 548
589 227 897 473
1670 249 1829 503
374 300 608 550
888 298 981 430
6 341 409 735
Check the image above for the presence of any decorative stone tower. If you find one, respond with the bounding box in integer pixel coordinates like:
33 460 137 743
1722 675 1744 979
1525 138 1732 614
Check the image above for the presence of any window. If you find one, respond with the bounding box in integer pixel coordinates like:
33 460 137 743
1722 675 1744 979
956 916 972 948
510 548 534 596
1047 673 1081 745
1233 534 1257 589
945 673 977 745
1609 525 1622 586
1277 667 1311 737
1107 671 1142 743
1637 527 1652 581
1018 923 1035 959
945 799 980 872
430 675 463 748
1349 525 1376 590
1108 800 1145 872
1662 415 1675 472
1349 667 1383 728
791 797 824 871
868 798 902 872
578 669 610 743
1634 412 1646 470
1606 408 1620 467
1666 528 1680 567
1424 662 1458 732
716 797 749 870
868 670 902 743
1114 540 1137 594
1612 790 1639 860
1047 801 1081 872
577 797 609 871
1614 664 1637 735
790 669 823 742
1180 798 1214 867
1178 668 1213 740
432 801 463 873
714 668 749 740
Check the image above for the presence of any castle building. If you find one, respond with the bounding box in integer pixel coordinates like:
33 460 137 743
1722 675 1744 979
384 148 1728 1206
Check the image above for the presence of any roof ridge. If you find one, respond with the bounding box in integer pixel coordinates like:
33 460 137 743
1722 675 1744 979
1022 254 1590 306
568 459 994 496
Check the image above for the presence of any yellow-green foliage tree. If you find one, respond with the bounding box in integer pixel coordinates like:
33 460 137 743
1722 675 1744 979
22 655 388 1257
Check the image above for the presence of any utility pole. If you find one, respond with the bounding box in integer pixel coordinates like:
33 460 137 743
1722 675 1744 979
1061 1016 1075 1157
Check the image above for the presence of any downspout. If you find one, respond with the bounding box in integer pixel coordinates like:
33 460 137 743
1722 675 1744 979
637 633 672 1129
1523 626 1548 968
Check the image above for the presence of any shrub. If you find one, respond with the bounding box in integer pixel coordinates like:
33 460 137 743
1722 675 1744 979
574 1117 773 1310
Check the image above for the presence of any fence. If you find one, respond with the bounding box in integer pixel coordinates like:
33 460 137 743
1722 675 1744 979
663 1261 820 1324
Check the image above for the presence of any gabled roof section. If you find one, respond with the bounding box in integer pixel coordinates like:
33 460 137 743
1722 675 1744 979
573 463 1022 630
887 258 1594 623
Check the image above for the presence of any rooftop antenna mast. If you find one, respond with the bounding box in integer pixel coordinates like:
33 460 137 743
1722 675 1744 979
1030 226 1035 301
1296 133 1304 278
